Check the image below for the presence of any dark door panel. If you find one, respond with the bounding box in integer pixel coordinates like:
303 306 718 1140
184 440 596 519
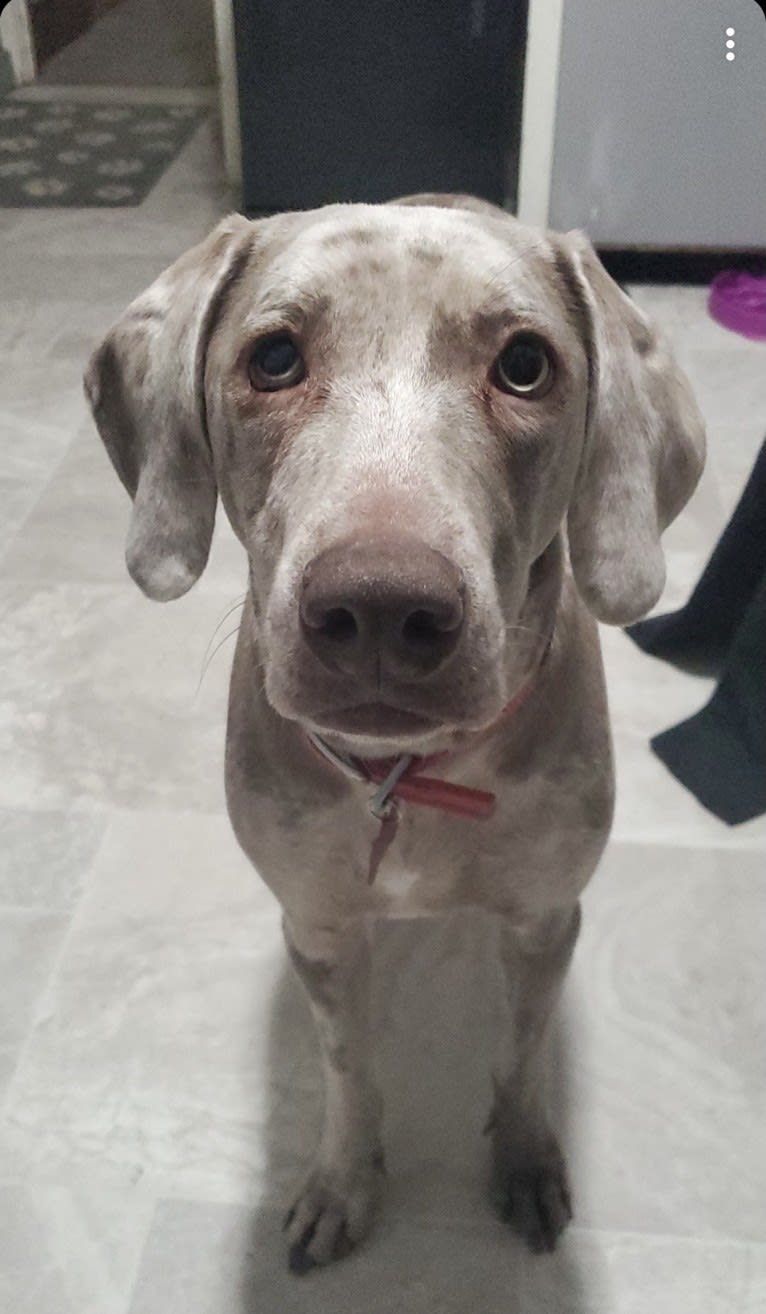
233 0 527 212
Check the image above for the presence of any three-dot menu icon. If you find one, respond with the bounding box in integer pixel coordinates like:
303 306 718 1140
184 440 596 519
725 27 735 60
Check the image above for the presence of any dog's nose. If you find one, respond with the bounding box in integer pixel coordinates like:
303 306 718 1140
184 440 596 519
300 537 465 681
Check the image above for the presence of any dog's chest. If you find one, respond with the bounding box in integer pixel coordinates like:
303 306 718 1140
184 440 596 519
357 760 602 920
370 860 425 913
364 804 488 917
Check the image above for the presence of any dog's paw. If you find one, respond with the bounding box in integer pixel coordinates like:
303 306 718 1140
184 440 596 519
491 1136 572 1254
283 1151 385 1274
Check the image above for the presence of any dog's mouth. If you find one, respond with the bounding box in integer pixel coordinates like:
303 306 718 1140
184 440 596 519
309 701 441 738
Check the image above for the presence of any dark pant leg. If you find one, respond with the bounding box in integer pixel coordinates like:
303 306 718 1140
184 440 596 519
627 436 766 675
650 570 766 824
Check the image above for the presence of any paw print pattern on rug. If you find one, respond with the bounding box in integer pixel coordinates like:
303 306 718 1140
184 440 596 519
92 108 135 123
36 119 75 135
22 176 71 198
130 119 175 136
74 130 117 148
0 98 206 205
94 183 136 201
0 159 39 177
97 158 145 178
57 150 91 165
0 135 39 153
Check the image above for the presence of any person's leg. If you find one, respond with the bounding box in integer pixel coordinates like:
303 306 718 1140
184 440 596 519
651 571 766 824
627 437 766 675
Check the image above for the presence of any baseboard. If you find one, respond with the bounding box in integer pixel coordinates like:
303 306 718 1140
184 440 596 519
598 248 766 286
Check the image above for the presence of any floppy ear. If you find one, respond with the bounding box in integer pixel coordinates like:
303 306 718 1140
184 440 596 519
559 231 705 626
84 214 253 601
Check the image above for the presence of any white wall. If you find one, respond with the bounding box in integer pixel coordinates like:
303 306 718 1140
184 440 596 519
0 0 36 86
516 0 563 227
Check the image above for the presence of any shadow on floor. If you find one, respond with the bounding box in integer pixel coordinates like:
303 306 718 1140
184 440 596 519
236 911 597 1313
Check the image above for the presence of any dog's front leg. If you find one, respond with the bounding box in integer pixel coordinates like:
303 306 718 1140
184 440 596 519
282 915 384 1273
488 903 581 1253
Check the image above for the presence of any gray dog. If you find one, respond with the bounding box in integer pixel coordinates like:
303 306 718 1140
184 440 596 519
85 194 705 1273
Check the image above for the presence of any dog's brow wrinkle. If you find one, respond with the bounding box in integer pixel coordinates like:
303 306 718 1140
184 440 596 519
409 241 445 267
427 307 471 359
320 226 376 248
252 292 331 329
342 257 391 279
471 307 532 338
479 237 552 293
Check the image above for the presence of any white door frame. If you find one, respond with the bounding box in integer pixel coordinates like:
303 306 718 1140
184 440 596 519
212 0 242 185
0 0 36 85
515 0 564 227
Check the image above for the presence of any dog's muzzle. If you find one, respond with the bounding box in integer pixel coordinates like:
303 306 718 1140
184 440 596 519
299 533 466 686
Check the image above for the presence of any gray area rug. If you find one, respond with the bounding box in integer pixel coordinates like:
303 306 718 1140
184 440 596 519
0 98 207 206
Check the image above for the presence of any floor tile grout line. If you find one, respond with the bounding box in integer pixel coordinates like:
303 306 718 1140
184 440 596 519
0 425 93 571
0 807 120 1123
0 902 78 918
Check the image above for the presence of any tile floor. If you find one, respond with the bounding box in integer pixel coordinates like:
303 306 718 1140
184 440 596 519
2 109 766 1314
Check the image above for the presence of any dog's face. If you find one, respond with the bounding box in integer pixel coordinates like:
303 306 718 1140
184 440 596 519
86 198 704 751
207 204 591 743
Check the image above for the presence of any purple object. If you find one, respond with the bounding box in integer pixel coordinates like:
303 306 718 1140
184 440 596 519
708 271 766 341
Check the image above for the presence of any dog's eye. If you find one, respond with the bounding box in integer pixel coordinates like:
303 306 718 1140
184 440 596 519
248 333 304 390
494 334 553 398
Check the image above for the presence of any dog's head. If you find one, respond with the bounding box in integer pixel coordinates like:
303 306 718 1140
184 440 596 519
85 196 704 751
